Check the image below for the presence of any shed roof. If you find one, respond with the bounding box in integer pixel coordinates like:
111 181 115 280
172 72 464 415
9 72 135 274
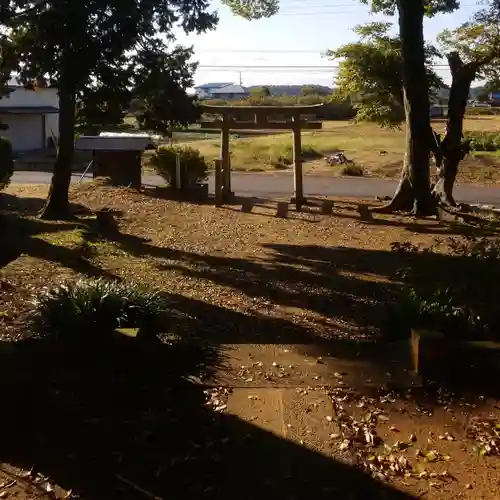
0 105 59 114
75 135 156 151
195 82 233 90
210 84 247 95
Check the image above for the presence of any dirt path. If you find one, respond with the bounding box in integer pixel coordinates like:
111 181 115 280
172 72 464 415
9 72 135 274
209 342 500 499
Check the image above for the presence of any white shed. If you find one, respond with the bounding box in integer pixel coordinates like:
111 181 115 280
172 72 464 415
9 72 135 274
0 86 59 152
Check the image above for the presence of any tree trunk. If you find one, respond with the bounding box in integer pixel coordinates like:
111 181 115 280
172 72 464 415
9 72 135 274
432 53 476 206
375 0 434 215
39 87 75 220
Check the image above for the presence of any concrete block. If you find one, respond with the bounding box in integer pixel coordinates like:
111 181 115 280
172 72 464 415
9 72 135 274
276 202 289 218
321 200 334 215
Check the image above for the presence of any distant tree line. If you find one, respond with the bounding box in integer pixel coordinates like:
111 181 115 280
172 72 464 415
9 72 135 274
201 93 356 121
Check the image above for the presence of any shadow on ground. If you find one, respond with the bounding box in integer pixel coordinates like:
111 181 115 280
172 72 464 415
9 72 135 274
0 333 415 500
0 194 110 277
77 212 500 401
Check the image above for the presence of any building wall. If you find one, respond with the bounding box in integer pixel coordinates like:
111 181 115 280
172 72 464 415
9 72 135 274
45 113 59 145
211 93 248 100
0 87 59 108
0 87 59 149
196 89 211 99
0 114 44 151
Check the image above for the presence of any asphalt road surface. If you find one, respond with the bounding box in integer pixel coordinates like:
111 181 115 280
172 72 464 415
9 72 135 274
11 170 500 206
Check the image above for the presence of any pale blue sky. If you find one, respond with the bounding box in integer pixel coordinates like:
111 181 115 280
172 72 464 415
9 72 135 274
174 0 483 88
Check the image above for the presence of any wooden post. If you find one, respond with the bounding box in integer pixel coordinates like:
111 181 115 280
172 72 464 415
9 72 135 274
214 159 222 207
175 153 182 190
292 113 304 210
226 155 232 197
221 115 230 200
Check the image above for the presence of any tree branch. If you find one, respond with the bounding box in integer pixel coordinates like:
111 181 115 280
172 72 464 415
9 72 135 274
446 51 464 75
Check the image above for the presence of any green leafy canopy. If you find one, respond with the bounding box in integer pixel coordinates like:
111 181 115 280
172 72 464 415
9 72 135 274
222 0 460 20
1 0 218 133
329 23 443 128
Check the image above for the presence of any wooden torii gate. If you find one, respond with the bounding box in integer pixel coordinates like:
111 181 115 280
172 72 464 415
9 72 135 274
200 104 323 210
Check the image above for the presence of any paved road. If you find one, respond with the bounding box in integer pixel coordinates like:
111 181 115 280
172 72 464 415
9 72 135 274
11 170 500 206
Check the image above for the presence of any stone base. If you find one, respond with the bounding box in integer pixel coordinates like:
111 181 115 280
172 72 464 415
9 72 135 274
411 329 500 389
411 329 447 377
185 182 210 201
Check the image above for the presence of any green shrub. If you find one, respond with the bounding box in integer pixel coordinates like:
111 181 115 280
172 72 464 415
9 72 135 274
389 237 500 340
271 144 321 169
149 145 209 187
463 131 500 152
466 107 500 116
341 163 364 176
0 137 13 190
31 278 171 341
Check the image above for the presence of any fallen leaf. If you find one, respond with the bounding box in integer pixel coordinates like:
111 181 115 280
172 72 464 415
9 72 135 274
425 450 439 463
365 430 374 445
339 439 350 451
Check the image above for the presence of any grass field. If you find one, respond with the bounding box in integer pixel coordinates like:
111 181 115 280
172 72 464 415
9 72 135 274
156 116 500 184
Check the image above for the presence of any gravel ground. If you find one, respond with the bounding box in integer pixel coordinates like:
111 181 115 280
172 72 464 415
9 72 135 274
1 181 465 342
1 182 500 499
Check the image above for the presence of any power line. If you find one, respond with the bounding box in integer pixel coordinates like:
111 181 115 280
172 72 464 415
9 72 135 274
197 48 329 53
198 65 336 69
268 1 481 15
283 0 480 4
197 64 449 69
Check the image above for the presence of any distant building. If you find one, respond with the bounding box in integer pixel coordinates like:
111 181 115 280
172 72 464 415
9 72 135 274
0 83 59 152
195 82 248 100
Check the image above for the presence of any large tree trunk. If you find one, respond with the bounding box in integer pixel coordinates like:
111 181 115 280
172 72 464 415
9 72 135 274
375 0 434 215
39 87 75 220
432 53 477 206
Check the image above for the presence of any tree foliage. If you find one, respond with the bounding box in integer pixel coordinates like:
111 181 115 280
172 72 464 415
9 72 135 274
0 0 218 218
301 85 330 97
250 86 272 98
223 0 459 20
220 0 279 19
438 0 500 79
329 22 443 128
133 46 201 137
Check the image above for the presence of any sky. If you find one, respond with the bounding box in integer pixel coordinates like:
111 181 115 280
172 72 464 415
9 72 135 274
173 0 484 89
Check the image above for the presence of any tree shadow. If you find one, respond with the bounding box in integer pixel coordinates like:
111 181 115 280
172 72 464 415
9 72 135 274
0 325 416 500
0 207 112 279
304 198 500 237
141 185 213 207
0 192 90 216
78 213 500 400
219 195 323 222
